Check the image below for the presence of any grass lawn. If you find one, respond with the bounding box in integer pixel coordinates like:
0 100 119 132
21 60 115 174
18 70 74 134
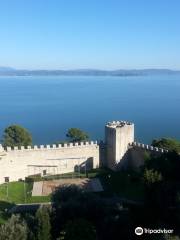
0 181 50 204
0 182 27 203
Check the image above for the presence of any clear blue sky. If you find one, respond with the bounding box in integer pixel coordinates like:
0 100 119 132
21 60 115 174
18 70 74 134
0 0 180 70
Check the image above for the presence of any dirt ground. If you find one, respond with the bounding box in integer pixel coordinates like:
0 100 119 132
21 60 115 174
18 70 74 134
32 178 103 196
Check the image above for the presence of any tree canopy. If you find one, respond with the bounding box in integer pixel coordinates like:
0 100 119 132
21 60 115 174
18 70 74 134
143 169 162 185
51 185 83 205
142 149 180 224
144 151 180 182
2 125 32 147
35 206 51 240
66 128 89 142
0 214 28 240
59 219 97 240
152 138 180 153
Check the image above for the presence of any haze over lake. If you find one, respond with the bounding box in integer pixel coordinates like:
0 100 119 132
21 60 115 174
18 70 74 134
0 75 180 145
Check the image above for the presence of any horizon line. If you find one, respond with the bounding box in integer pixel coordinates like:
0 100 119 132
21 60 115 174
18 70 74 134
1 66 180 71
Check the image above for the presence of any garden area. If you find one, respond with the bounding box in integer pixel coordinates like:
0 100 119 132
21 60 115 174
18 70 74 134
0 168 144 224
0 168 144 205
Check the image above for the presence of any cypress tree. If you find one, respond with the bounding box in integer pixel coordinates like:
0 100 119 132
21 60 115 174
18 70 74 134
36 205 51 240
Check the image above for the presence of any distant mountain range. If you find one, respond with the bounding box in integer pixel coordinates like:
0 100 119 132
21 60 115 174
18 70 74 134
0 67 180 76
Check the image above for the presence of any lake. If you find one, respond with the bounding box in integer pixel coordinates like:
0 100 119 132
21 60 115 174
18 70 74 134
0 75 180 145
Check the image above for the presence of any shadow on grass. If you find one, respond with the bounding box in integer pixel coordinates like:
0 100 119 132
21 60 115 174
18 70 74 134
0 201 15 224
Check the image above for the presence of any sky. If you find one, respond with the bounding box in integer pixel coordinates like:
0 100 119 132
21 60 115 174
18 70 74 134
0 0 180 70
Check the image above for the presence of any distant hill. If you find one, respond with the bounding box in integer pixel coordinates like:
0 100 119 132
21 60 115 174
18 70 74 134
0 66 15 72
0 67 180 76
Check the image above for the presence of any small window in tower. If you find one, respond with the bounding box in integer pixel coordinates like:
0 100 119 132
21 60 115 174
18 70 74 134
43 170 47 176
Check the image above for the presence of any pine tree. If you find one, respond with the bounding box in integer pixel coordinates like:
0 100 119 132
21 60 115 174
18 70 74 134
0 214 28 240
36 205 51 240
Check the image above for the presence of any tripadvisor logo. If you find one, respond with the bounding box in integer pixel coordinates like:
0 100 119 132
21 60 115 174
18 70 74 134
135 226 174 235
135 227 143 235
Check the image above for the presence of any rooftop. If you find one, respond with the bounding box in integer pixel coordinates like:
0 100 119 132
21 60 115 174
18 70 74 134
106 120 133 128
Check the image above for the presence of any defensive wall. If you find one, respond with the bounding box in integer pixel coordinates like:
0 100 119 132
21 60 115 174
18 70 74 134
104 121 168 170
0 141 99 184
0 120 169 184
126 142 168 170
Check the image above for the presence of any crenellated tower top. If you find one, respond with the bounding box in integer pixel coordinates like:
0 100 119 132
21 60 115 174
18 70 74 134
106 120 133 128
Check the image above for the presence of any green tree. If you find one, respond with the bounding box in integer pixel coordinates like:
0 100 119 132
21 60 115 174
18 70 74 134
143 169 162 185
59 219 97 240
144 151 180 182
152 138 180 153
51 185 83 206
2 125 32 147
0 214 28 240
36 205 51 240
24 214 36 240
142 151 180 225
66 128 89 142
51 185 109 239
163 234 180 240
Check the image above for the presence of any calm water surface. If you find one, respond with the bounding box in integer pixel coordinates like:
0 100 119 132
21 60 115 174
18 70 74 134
0 75 180 144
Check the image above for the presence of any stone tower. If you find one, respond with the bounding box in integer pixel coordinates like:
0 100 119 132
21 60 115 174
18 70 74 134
105 121 134 169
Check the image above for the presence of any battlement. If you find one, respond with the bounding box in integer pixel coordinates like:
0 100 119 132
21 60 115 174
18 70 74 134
0 120 172 183
0 141 98 152
130 142 168 153
0 140 100 183
106 120 133 128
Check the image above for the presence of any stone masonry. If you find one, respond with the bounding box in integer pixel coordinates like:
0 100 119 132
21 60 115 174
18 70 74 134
0 120 168 183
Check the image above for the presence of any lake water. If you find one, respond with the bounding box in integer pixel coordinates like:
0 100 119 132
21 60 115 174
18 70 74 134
0 75 180 145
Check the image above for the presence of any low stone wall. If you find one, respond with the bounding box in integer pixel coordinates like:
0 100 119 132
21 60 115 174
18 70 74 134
0 141 99 184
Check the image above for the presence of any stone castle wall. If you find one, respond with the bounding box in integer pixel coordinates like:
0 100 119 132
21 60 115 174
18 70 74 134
0 120 169 184
104 121 168 170
0 141 99 184
127 142 168 170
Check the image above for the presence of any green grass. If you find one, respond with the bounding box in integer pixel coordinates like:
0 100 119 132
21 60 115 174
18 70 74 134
0 181 50 204
27 196 51 203
28 170 101 182
0 182 27 203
